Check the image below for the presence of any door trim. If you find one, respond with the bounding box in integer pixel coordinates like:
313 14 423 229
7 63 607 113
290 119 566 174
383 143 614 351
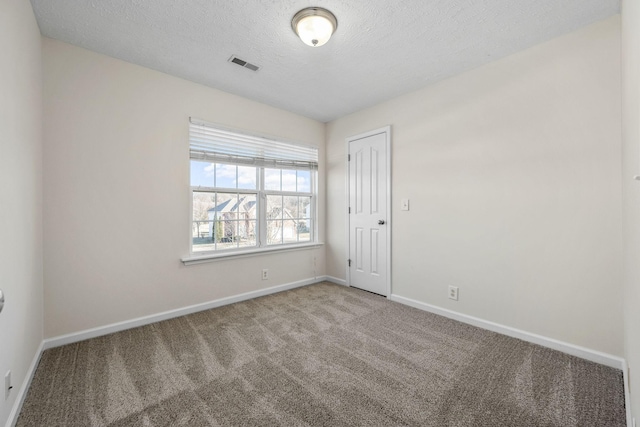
345 126 392 297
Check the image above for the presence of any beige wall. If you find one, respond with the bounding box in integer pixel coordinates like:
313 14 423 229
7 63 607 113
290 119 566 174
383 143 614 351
0 1 44 425
327 17 623 355
622 0 640 421
42 39 326 338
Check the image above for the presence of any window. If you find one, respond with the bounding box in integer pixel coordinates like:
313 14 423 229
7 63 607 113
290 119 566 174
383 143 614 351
189 119 318 255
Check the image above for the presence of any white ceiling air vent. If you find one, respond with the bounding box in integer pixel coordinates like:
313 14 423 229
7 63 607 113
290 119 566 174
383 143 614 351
228 55 260 72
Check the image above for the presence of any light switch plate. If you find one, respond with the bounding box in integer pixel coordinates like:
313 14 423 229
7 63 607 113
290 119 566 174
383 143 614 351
401 199 409 211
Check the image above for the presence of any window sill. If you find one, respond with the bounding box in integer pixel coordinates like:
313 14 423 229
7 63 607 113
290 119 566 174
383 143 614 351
181 242 324 266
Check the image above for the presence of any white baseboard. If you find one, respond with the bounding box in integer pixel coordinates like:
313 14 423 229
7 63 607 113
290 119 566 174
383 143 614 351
43 277 322 350
5 341 44 427
389 294 625 370
323 275 347 286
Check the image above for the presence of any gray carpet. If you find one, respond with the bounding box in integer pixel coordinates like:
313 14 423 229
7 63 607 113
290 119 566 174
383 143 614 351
17 282 625 426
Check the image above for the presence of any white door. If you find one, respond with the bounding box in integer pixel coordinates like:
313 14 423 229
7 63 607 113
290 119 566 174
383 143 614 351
348 128 390 296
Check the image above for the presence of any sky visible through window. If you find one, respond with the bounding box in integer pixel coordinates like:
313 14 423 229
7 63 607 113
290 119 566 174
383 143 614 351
190 161 311 192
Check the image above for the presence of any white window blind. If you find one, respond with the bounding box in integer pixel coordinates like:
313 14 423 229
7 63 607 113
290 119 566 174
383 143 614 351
189 118 318 170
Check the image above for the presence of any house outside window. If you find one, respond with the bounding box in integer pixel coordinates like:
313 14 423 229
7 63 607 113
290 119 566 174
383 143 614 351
189 119 318 254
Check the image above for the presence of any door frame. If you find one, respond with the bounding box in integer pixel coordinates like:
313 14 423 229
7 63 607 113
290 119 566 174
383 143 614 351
345 126 392 297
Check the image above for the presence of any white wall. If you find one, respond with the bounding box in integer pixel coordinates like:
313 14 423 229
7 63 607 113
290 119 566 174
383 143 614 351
327 17 623 355
0 1 44 425
42 39 326 338
622 0 640 421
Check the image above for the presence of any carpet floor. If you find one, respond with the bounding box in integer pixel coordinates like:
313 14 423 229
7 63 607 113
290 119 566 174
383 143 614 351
17 282 625 426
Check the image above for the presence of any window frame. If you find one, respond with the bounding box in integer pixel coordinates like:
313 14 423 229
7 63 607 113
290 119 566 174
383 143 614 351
189 162 317 257
189 167 318 256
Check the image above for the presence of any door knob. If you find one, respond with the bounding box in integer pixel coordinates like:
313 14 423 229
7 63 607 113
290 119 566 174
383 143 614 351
378 220 385 225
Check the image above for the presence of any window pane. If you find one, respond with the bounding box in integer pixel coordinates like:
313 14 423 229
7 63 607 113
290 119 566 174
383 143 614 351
238 194 258 248
298 220 311 242
267 195 283 220
216 221 237 250
297 170 311 193
239 194 258 217
265 168 281 191
283 196 307 244
193 191 258 252
216 164 237 188
192 192 216 252
299 197 312 242
283 196 298 218
283 216 298 244
238 221 257 248
237 166 257 190
267 220 283 245
215 193 235 213
281 169 297 192
214 193 235 245
190 161 215 188
299 197 311 220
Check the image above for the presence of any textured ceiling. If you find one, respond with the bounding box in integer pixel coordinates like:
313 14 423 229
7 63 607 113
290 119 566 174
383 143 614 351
30 0 620 122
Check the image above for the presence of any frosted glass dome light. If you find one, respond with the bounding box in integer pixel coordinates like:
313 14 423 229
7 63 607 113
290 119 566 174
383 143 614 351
292 7 337 47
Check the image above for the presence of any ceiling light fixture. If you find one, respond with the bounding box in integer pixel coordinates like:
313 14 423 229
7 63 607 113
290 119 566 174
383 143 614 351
291 7 337 47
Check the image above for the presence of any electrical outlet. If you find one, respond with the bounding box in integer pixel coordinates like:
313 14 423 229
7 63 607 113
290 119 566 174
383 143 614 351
448 286 459 301
5 370 11 400
262 269 268 280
